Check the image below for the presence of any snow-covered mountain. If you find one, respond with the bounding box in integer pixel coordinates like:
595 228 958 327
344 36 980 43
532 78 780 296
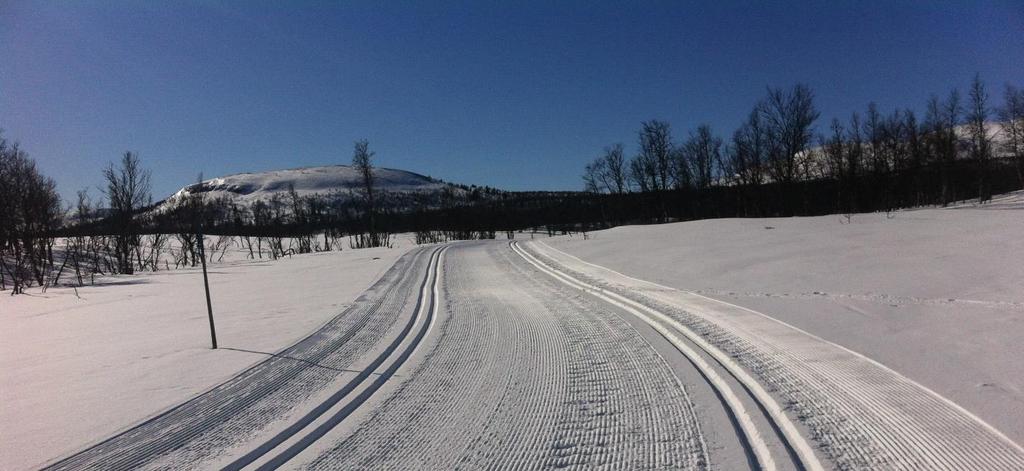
160 165 455 209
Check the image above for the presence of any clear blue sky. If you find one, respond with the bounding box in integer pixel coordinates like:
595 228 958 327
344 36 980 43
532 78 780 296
2 1 1022 204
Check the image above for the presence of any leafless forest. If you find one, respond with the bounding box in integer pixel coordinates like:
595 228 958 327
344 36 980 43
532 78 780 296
2 76 1022 295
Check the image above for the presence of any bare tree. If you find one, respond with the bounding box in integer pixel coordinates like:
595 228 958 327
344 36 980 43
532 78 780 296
353 140 375 207
628 156 652 192
637 120 673 191
967 74 992 202
904 109 926 205
102 152 151 274
665 145 684 190
268 193 287 257
760 84 820 185
942 89 962 205
876 108 910 211
602 143 627 193
846 112 864 178
582 158 605 193
727 109 768 186
0 136 12 291
681 125 722 190
923 90 961 205
351 140 388 248
882 108 907 174
252 200 271 259
288 183 312 254
862 103 887 176
66 190 95 285
998 84 1024 185
582 143 628 194
0 134 62 293
167 175 207 267
822 119 846 180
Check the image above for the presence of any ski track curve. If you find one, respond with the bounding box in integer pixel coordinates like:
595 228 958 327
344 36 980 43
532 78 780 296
37 237 1023 471
523 240 1024 470
305 241 708 470
41 246 438 471
511 241 807 471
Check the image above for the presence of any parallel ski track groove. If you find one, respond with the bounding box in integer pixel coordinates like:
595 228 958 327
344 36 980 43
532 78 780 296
497 245 707 470
309 242 565 469
511 241 790 471
251 245 448 470
526 241 1024 470
308 241 705 470
43 247 435 471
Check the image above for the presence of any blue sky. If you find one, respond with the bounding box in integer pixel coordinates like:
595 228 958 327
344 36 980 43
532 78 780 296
2 1 1022 203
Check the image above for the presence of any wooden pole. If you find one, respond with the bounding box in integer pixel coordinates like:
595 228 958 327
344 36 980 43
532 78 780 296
198 231 218 349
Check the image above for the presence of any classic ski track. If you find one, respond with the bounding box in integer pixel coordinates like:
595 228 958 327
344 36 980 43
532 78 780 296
525 240 1024 470
42 246 439 471
248 245 448 470
511 241 804 471
495 245 708 469
306 241 706 470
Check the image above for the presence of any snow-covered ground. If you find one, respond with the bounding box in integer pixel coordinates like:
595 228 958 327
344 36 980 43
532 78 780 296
546 191 1024 444
5 191 1024 469
0 237 414 470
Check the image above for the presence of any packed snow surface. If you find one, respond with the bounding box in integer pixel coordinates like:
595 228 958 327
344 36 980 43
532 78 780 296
0 238 414 470
523 240 1024 468
4 191 1024 470
546 191 1024 444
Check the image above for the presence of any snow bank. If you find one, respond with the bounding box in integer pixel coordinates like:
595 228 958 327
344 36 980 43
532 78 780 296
546 191 1024 443
0 237 415 470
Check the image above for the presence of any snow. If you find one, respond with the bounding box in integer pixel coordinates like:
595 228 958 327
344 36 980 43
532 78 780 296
294 242 710 470
525 239 1024 467
0 237 415 471
5 187 1024 469
162 165 451 208
545 190 1024 444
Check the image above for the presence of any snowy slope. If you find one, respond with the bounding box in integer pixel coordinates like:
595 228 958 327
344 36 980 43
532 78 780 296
0 237 416 470
5 197 1024 469
161 165 452 208
521 239 1024 468
545 191 1024 444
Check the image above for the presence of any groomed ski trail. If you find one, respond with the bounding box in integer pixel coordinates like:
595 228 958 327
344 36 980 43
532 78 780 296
42 246 441 471
520 240 1024 470
303 241 709 470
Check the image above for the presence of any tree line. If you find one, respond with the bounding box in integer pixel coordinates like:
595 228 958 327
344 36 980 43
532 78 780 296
581 76 1023 222
0 134 62 294
0 139 402 294
3 75 1022 294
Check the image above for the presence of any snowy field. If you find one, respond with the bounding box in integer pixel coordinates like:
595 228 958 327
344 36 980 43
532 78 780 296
547 191 1024 444
0 237 414 470
4 194 1024 470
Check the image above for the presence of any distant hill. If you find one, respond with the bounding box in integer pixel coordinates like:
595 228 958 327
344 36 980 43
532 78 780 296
158 165 460 210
